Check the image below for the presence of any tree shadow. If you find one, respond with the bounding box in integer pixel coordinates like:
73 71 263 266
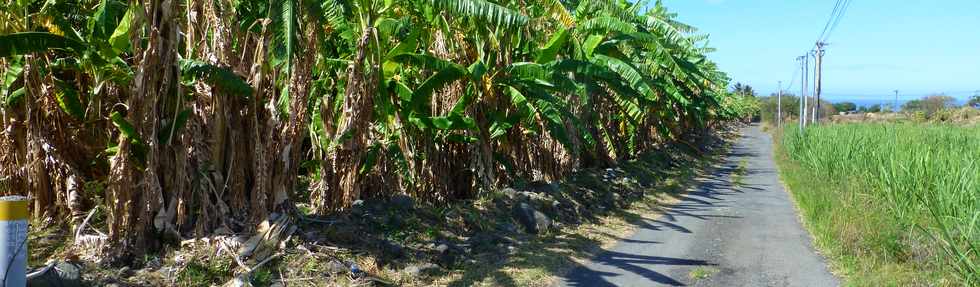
564 251 715 286
440 128 744 287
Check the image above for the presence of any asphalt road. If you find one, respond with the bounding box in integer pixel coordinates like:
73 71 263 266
559 124 839 287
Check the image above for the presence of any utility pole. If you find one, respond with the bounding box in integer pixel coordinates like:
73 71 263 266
777 81 782 127
811 53 817 123
893 90 899 113
798 56 806 129
814 42 826 123
803 54 809 127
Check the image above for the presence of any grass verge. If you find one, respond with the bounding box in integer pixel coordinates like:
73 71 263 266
773 123 978 286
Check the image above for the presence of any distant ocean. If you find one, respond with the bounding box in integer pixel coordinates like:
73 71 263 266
826 98 970 109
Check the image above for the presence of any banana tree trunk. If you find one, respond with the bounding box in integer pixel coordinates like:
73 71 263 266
323 27 376 211
270 27 318 211
106 0 180 257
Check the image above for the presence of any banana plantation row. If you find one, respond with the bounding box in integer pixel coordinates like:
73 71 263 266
0 0 757 258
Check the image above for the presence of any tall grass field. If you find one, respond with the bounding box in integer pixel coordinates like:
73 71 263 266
778 123 978 285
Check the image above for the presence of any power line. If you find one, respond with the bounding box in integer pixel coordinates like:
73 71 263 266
784 66 799 92
817 0 844 42
805 1 852 124
822 0 852 42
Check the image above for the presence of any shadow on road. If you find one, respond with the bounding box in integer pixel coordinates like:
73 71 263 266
440 129 740 287
564 252 716 287
559 136 753 286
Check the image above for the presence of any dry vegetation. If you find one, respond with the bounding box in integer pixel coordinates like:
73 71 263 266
1 0 757 284
66 124 736 286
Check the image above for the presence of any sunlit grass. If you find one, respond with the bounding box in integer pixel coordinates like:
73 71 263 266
778 123 979 285
688 266 717 280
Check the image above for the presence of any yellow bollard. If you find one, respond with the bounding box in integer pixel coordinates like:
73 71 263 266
0 196 28 287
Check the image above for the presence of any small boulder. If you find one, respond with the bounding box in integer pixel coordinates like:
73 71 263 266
512 202 551 234
380 240 405 259
323 259 348 275
500 188 519 199
466 232 509 253
351 200 367 215
389 194 415 211
433 242 464 267
517 191 537 200
403 263 441 278
527 180 560 194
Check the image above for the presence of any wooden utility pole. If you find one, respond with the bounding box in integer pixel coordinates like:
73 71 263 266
814 42 826 123
777 81 782 127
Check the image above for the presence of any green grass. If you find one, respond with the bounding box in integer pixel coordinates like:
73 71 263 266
176 260 234 287
688 267 717 280
776 123 979 286
731 159 748 186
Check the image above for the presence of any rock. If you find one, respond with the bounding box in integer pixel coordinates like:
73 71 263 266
389 194 415 211
324 225 359 244
466 232 508 253
500 188 519 199
517 191 536 200
434 243 452 253
144 257 162 269
27 261 82 287
438 230 458 240
433 242 463 267
384 213 406 229
403 263 441 278
324 259 348 275
499 222 518 233
512 202 551 234
351 200 367 215
529 193 560 218
527 181 559 194
380 240 405 259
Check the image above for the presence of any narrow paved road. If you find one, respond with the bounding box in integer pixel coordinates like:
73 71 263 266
560 124 839 287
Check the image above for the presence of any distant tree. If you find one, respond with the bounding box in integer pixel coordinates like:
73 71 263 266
969 95 980 108
757 94 837 123
832 102 857 113
866 104 882 113
732 83 757 97
758 93 799 123
814 98 838 119
903 94 956 116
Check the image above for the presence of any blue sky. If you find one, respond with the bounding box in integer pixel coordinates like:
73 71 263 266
660 0 980 102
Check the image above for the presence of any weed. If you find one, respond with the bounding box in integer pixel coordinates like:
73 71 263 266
731 159 748 186
176 261 233 287
688 267 717 280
